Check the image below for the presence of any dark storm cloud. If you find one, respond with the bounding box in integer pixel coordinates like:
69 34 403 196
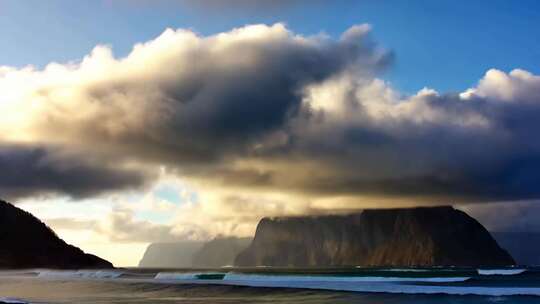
0 145 151 200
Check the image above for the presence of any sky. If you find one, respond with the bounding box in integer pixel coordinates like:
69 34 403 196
1 0 540 266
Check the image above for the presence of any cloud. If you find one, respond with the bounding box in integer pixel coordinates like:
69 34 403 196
0 144 151 200
0 23 389 199
45 218 97 230
264 69 540 203
461 200 540 233
100 208 184 243
2 23 540 236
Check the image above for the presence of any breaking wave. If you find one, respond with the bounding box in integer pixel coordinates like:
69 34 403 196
36 270 123 279
155 272 226 280
222 273 471 283
478 269 528 276
0 298 29 304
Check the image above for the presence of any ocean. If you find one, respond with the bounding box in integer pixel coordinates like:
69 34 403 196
0 267 539 303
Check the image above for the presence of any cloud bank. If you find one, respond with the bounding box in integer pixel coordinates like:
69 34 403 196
3 23 540 245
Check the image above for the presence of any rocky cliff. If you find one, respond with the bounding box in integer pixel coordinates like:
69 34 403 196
139 237 251 268
0 200 112 269
138 241 205 268
192 237 251 268
235 206 515 267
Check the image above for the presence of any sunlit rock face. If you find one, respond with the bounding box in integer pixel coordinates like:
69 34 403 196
235 206 515 267
0 200 112 269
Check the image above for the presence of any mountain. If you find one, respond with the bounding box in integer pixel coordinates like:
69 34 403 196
138 241 204 268
492 232 540 266
192 237 251 268
235 206 515 267
139 237 251 268
0 200 112 269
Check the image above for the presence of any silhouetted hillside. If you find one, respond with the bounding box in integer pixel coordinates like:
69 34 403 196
0 200 112 269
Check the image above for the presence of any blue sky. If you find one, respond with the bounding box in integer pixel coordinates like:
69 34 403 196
1 0 539 93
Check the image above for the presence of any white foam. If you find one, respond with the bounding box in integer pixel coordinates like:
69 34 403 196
155 272 200 280
376 268 437 272
478 269 527 276
0 298 29 303
385 269 433 272
223 273 471 283
36 270 123 279
355 267 461 272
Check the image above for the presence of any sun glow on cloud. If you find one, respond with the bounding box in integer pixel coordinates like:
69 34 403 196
3 23 540 265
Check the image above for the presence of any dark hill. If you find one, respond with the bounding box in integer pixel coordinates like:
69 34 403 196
235 206 515 267
0 200 112 269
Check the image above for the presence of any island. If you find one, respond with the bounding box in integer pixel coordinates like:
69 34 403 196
235 206 515 267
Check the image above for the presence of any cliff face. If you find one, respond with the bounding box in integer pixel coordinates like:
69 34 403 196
138 241 204 268
0 200 112 269
192 237 251 268
139 237 251 268
235 206 515 267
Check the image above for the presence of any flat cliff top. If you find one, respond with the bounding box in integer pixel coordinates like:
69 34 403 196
265 206 454 221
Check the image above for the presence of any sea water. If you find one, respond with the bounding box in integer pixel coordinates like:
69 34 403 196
1 267 540 303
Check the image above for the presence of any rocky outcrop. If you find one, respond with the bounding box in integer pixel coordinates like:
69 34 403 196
0 200 112 269
235 206 515 267
192 237 251 268
138 241 205 268
492 232 540 266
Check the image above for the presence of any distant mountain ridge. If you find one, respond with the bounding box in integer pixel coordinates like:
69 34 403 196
193 237 252 268
139 237 251 268
235 206 515 267
0 200 112 269
139 241 205 268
